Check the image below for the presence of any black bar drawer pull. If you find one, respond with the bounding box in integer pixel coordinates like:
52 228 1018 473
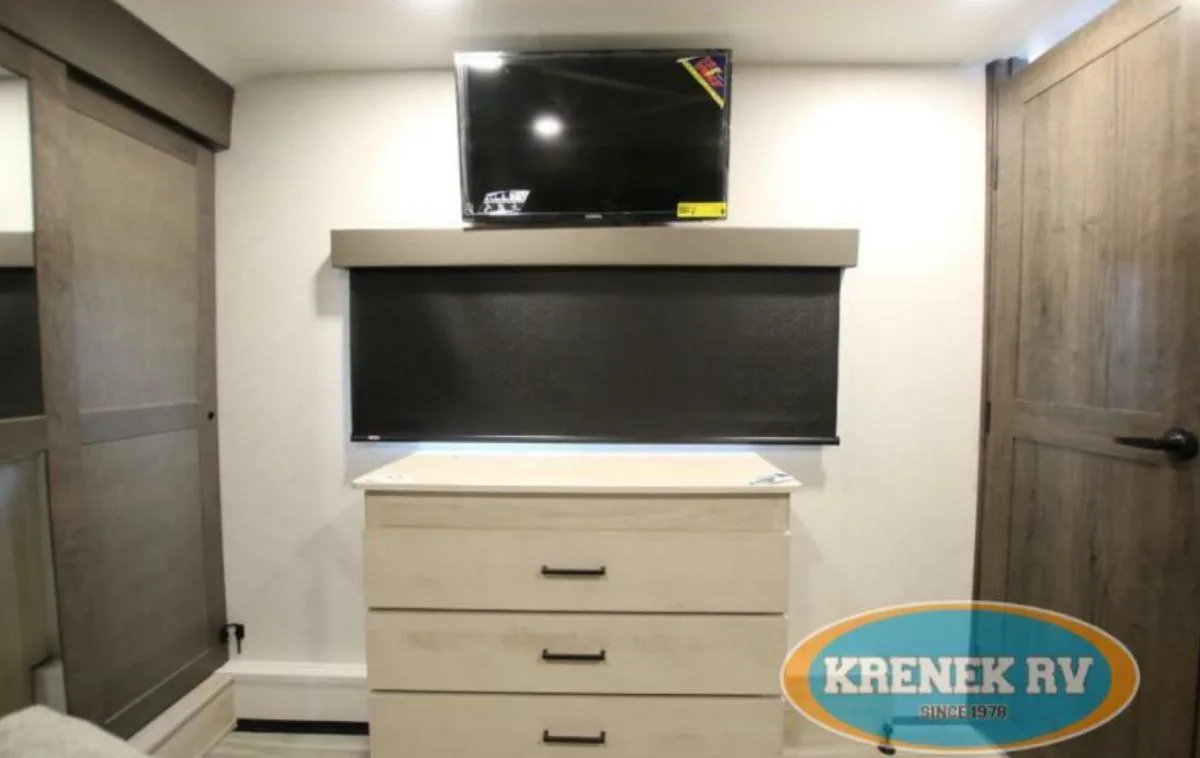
541 565 607 578
542 730 606 746
542 648 607 663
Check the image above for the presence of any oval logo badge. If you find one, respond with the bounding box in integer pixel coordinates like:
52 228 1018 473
782 601 1139 754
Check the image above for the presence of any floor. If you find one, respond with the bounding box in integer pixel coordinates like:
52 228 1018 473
207 732 368 758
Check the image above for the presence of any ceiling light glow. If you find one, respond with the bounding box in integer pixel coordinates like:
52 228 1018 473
458 52 505 73
531 114 565 140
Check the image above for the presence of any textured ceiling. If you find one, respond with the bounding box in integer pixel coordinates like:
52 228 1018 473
116 0 1117 83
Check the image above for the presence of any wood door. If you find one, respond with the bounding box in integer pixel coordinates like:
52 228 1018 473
42 79 226 737
977 1 1200 755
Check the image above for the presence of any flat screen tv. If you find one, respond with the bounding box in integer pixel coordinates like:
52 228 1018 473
455 49 732 224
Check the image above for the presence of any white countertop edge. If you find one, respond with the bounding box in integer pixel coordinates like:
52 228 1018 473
352 480 801 495
352 452 801 495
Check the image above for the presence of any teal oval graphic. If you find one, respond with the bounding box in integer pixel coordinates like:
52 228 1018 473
782 602 1139 754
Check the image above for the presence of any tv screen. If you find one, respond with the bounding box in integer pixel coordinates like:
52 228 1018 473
455 49 732 223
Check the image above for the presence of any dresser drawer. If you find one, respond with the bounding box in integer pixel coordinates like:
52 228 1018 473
371 693 783 758
367 611 785 696
365 528 788 613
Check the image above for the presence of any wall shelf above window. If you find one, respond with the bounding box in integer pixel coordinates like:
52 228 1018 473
0 232 34 268
331 226 859 269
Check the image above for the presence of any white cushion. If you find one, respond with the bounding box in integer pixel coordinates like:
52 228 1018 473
0 707 148 758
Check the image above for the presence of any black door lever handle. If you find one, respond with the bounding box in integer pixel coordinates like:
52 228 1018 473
1114 427 1199 462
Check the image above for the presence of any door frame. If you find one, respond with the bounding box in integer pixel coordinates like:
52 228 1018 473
972 56 1023 600
0 0 234 148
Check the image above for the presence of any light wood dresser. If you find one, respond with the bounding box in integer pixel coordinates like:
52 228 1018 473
356 452 797 758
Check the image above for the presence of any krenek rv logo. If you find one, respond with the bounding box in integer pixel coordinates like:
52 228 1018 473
782 601 1139 754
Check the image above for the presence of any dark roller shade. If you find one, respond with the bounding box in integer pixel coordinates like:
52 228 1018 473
350 267 840 444
0 269 43 419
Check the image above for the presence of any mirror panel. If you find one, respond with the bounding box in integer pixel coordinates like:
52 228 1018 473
0 66 42 419
0 65 32 241
0 453 57 718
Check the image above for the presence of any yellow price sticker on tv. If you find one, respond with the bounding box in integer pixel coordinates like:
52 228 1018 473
677 202 727 219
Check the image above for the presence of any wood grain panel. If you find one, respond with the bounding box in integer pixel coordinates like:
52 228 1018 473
1112 12 1190 416
0 416 46 459
975 57 1026 603
1012 412 1169 465
128 673 235 758
67 80 198 166
1017 14 1186 415
1017 53 1119 410
68 107 199 413
194 148 226 657
1010 399 1162 434
365 528 789 613
367 611 785 696
332 227 860 269
0 26 33 78
79 430 211 728
1005 439 1199 756
80 403 203 445
370 693 783 758
1020 0 1181 102
0 454 53 718
105 647 228 744
24 44 103 721
366 493 790 532
0 0 233 147
43 77 225 736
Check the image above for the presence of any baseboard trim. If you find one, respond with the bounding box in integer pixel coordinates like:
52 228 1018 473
782 700 1008 758
128 673 235 758
236 719 368 736
784 744 1006 758
783 749 879 758
218 662 1008 756
782 735 1008 757
220 660 368 722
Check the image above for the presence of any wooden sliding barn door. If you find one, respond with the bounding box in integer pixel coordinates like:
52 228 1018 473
977 1 1200 755
45 78 226 737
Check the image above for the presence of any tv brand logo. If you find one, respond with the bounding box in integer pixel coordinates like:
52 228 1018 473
782 602 1139 754
479 189 531 215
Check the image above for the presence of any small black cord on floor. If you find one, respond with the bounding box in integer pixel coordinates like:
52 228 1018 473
877 723 896 755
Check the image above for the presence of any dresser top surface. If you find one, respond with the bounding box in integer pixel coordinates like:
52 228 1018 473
354 452 800 495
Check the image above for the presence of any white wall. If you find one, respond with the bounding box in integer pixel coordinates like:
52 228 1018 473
0 77 33 232
1025 0 1117 60
216 66 986 739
